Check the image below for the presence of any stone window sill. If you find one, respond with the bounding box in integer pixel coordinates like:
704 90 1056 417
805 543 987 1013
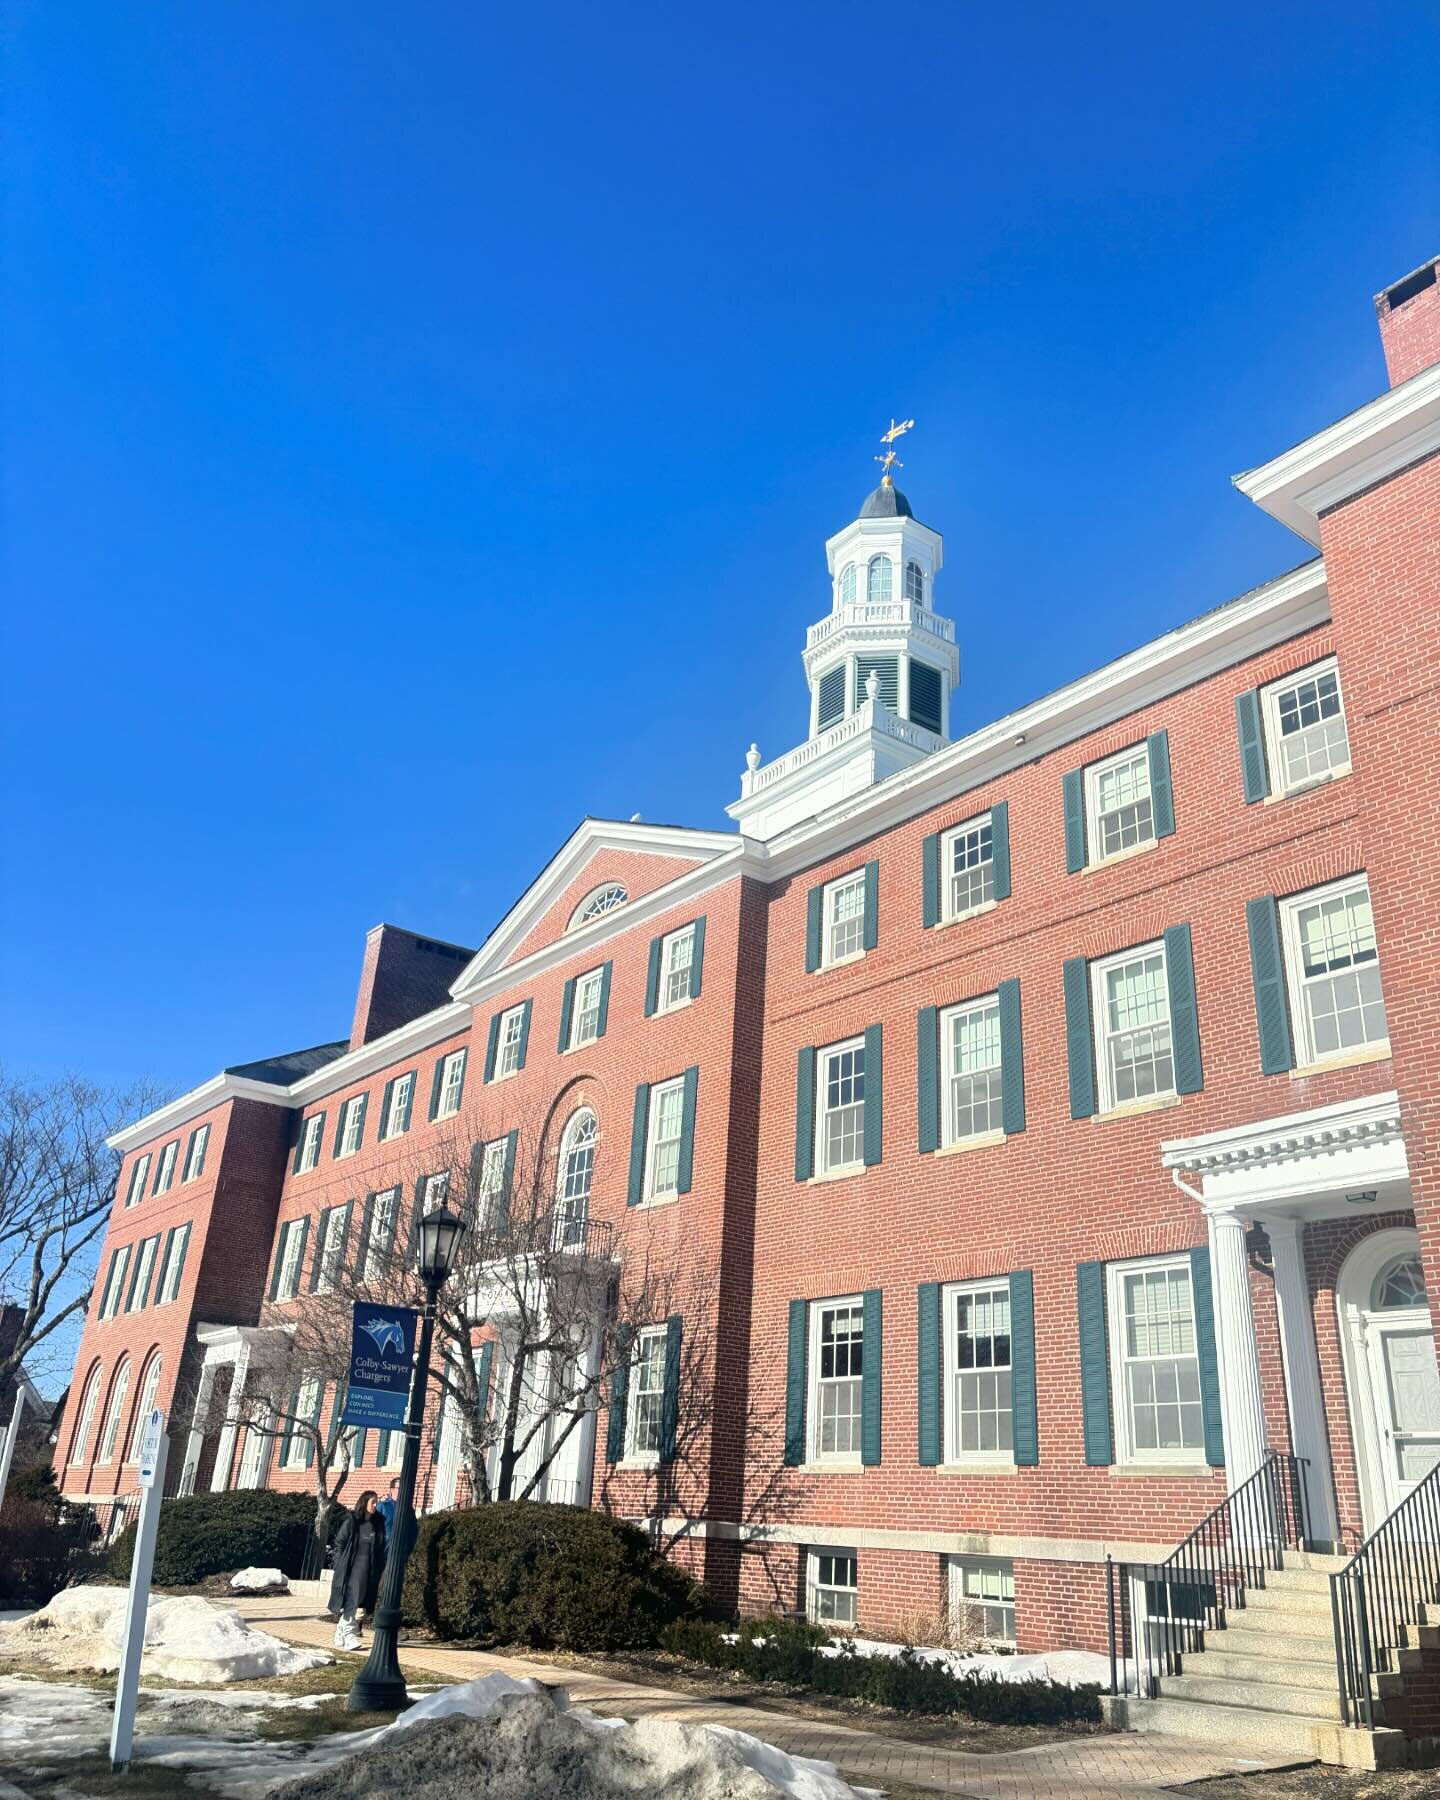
808 1164 867 1186
1291 1043 1391 1080
1264 767 1351 806
653 996 695 1018
817 950 867 975
636 1192 681 1212
796 1461 865 1476
935 1461 1018 1477
617 1456 661 1472
1084 836 1159 875
936 898 1000 931
1092 1093 1182 1124
936 1130 1006 1158
1109 1462 1214 1479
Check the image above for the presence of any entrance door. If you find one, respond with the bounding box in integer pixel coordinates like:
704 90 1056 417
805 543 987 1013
1368 1318 1440 1512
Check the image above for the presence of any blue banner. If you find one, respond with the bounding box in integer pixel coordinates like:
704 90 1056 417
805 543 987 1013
341 1303 420 1430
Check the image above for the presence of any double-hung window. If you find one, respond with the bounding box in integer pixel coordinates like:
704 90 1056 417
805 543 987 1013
154 1141 179 1195
643 1077 686 1201
625 1327 668 1460
475 1139 509 1229
1091 941 1174 1110
126 1356 164 1463
1280 877 1388 1065
816 1038 866 1175
948 1557 1015 1647
495 1005 526 1078
314 1207 347 1294
1086 746 1155 863
946 1280 1013 1459
380 1072 415 1141
363 1188 401 1281
123 1155 151 1209
434 1051 466 1120
570 968 606 1049
823 871 868 966
942 815 994 919
296 1114 324 1173
419 1170 450 1210
273 1218 307 1302
96 1362 131 1465
182 1124 210 1183
806 1550 858 1626
659 926 696 1011
810 1297 864 1463
337 1095 366 1158
282 1378 319 1470
154 1223 191 1305
125 1236 160 1312
99 1246 131 1321
1262 658 1351 795
941 997 1003 1143
1108 1257 1204 1463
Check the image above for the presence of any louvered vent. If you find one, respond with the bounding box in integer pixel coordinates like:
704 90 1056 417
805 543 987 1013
856 656 899 713
816 664 846 731
909 661 943 734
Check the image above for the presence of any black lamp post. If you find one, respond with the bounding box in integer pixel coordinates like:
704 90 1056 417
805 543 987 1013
346 1202 467 1714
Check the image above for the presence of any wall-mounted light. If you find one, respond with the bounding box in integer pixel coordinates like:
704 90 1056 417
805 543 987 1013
1345 1190 1378 1206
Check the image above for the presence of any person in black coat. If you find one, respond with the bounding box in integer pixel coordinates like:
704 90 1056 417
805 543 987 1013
328 1490 386 1649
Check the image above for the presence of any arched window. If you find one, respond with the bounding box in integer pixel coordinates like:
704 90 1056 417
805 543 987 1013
1372 1256 1428 1310
69 1362 103 1466
555 1108 597 1247
867 555 893 602
838 564 857 605
126 1353 163 1463
905 560 925 603
568 883 628 930
96 1358 132 1465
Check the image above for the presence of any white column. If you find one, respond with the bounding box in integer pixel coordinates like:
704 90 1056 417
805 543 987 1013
1207 1208 1269 1487
209 1347 249 1494
180 1360 217 1497
1267 1217 1340 1546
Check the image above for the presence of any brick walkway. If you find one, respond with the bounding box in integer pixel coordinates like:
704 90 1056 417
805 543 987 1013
232 1592 1292 1797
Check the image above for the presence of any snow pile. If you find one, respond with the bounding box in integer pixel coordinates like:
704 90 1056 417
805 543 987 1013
0 1587 329 1682
821 1634 1107 1687
231 1568 291 1595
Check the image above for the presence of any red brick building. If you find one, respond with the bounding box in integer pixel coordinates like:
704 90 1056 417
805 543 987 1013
57 260 1440 1669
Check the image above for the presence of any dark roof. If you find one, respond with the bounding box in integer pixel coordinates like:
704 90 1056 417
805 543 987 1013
225 1040 351 1086
859 481 914 520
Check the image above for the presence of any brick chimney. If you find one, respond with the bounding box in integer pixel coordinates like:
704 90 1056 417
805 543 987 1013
1375 256 1440 388
349 924 475 1049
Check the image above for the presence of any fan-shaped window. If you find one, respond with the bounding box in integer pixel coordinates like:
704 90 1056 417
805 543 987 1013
905 560 925 603
96 1358 132 1465
838 564 857 605
569 884 628 930
69 1362 103 1466
555 1108 597 1247
1372 1256 1429 1311
126 1353 163 1463
867 555 893 602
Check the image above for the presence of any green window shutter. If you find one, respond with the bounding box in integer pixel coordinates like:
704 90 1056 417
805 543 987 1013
607 1327 633 1463
990 800 1012 901
476 1340 495 1422
1009 1270 1038 1466
308 1211 329 1291
466 1142 484 1208
516 999 532 1069
290 1117 306 1176
1164 922 1203 1094
660 1315 683 1462
292 1215 310 1290
267 1229 287 1300
921 832 941 928
997 977 1026 1135
378 1079 395 1139
334 1198 354 1272
557 978 576 1052
303 1383 321 1469
498 1130 518 1231
1246 896 1294 1074
1147 729 1176 839
428 1057 446 1121
484 1012 502 1082
805 885 823 973
794 1048 816 1182
1063 768 1087 873
861 1288 883 1466
353 1430 368 1468
1062 957 1096 1119
677 1066 699 1195
1077 1261 1113 1466
863 860 879 952
916 1007 939 1155
862 1023 883 1167
595 962 613 1038
783 1300 808 1466
355 1092 368 1148
917 1283 942 1466
331 1106 346 1158
356 1195 375 1276
376 1430 390 1467
690 917 706 999
1190 1246 1225 1468
627 1084 651 1206
170 1224 191 1293
1236 690 1269 803
644 935 663 1017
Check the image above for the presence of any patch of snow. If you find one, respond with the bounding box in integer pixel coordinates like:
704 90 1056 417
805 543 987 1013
820 1635 1108 1687
231 1567 291 1594
0 1586 329 1682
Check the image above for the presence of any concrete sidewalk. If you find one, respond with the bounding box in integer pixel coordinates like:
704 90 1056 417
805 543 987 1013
232 1592 1292 1798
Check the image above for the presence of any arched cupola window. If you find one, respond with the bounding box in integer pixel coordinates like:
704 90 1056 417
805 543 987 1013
867 555 893 602
555 1107 597 1247
1372 1256 1429 1310
838 564 856 605
905 560 925 603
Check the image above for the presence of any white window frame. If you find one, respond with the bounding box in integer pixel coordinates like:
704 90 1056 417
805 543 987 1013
495 1004 526 1079
419 1170 450 1211
296 1113 324 1173
155 1223 191 1306
569 882 628 930
821 870 868 968
476 1138 509 1228
904 559 925 604
99 1245 131 1321
1084 745 1156 865
125 1356 164 1464
315 1206 347 1294
643 1076 686 1202
569 967 606 1049
815 1037 866 1177
274 1218 307 1302
657 925 697 1013
69 1366 103 1466
940 813 994 922
939 996 1003 1146
281 1379 319 1471
1261 655 1351 797
435 1050 466 1120
1106 1255 1206 1468
555 1110 596 1244
182 1124 210 1183
1090 939 1175 1114
379 1072 415 1142
124 1235 160 1312
1279 875 1389 1069
154 1140 179 1195
378 1425 406 1471
123 1154 151 1209
96 1361 131 1466
838 563 856 605
808 1295 864 1466
337 1095 365 1158
943 1279 1015 1465
806 1548 858 1626
363 1187 400 1280
947 1555 1016 1648
624 1325 668 1462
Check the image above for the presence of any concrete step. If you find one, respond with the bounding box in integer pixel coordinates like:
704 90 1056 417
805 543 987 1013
1185 1646 1340 1690
1211 1623 1335 1663
1160 1671 1343 1721
1102 1692 1407 1770
1221 1598 1335 1640
1287 1550 1351 1575
1261 1565 1336 1595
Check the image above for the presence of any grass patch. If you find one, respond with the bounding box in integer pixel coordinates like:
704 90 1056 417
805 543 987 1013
0 1750 232 1800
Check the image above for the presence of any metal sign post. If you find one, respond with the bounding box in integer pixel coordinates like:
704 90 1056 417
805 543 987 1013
0 1387 26 1510
109 1408 168 1773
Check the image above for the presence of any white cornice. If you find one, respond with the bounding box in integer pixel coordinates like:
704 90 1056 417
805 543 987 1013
1160 1091 1404 1176
1234 363 1440 545
106 1074 294 1154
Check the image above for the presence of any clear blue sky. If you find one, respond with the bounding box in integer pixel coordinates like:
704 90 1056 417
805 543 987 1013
4 1 1437 1102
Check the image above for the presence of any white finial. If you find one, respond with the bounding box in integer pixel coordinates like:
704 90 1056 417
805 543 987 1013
745 743 761 772
864 668 880 704
630 812 643 822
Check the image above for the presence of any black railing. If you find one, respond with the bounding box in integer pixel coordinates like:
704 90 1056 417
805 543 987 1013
1331 1458 1440 1727
1108 1451 1310 1698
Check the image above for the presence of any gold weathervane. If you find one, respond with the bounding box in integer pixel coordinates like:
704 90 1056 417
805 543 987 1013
875 417 915 485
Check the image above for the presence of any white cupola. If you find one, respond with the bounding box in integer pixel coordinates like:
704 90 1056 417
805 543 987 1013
729 474 960 842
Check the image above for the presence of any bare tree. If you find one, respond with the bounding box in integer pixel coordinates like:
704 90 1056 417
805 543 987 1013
0 1068 167 1395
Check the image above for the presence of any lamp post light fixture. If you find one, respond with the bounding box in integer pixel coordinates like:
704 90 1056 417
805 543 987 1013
346 1203 467 1714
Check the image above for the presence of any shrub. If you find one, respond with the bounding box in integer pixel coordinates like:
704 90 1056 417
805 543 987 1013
106 1488 324 1586
7 1463 62 1510
0 1496 75 1606
402 1503 707 1652
658 1618 1102 1726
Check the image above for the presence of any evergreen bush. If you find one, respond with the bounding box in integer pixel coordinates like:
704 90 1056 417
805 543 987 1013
106 1488 323 1585
0 1496 75 1605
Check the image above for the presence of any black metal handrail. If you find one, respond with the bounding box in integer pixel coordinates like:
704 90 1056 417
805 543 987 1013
1331 1457 1440 1727
1108 1451 1310 1698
